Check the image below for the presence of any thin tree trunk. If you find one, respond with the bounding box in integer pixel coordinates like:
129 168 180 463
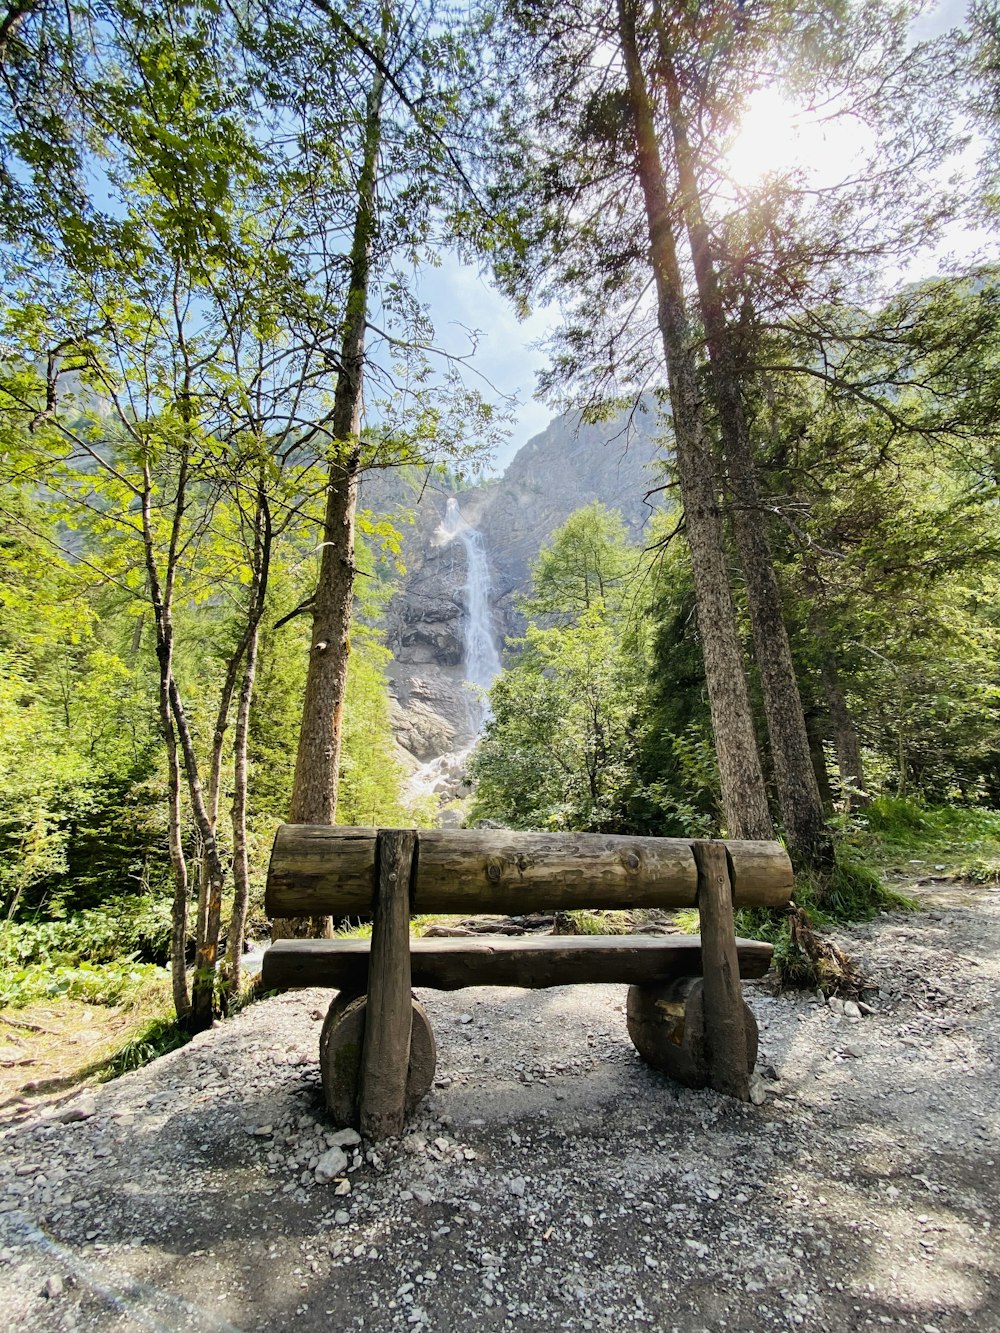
197 624 252 954
617 0 773 841
282 16 390 938
820 656 869 811
227 494 272 999
170 676 228 1031
162 666 190 1021
227 618 261 1000
655 21 829 866
140 455 191 1022
805 706 835 813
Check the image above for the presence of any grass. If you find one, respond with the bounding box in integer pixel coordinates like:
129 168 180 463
848 797 1000 880
98 1012 189 1080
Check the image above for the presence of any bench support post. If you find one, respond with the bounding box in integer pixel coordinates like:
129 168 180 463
693 840 751 1101
360 829 416 1139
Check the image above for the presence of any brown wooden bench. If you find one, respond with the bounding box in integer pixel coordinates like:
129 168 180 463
263 826 794 1139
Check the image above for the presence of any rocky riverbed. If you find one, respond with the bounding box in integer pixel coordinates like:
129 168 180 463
1 880 998 1332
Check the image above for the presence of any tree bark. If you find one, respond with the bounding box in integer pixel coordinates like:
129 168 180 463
140 457 190 1022
655 19 830 867
170 676 228 1031
617 0 773 842
227 493 271 999
805 705 835 813
281 15 390 939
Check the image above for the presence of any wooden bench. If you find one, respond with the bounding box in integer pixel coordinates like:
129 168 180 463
263 826 794 1140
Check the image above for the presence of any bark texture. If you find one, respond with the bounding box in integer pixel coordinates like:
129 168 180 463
656 26 830 866
617 0 773 841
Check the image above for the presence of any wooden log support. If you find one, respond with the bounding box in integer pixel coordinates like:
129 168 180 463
321 994 436 1128
626 977 758 1089
692 840 751 1101
265 825 793 918
359 829 416 1140
262 933 774 993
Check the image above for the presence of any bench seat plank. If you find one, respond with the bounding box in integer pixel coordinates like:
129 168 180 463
262 934 773 993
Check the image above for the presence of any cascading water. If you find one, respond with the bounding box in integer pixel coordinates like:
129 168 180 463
440 497 502 730
404 497 502 812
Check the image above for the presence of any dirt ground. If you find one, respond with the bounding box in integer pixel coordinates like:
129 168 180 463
0 1000 158 1108
0 877 998 1333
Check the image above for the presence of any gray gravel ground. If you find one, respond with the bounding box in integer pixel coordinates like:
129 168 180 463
1 881 998 1333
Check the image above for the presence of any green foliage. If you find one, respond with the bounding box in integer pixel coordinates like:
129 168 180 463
521 502 638 621
796 846 918 924
0 955 167 1009
848 796 1000 872
471 504 661 831
0 893 173 970
562 909 632 935
99 1015 190 1080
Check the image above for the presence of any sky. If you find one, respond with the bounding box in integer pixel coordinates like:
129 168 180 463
416 0 983 476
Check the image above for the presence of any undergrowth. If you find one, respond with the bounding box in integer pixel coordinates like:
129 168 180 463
0 905 172 1009
99 1014 189 1080
0 955 168 1009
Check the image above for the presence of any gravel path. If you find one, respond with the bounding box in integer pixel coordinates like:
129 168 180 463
1 882 998 1333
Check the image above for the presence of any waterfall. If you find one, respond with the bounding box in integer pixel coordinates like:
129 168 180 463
403 497 502 815
441 497 501 730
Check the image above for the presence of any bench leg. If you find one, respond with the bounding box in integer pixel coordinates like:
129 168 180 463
360 829 419 1139
320 992 437 1129
692 840 752 1101
626 977 758 1089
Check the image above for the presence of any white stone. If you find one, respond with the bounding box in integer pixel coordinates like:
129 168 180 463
328 1128 361 1148
314 1147 349 1184
58 1095 97 1123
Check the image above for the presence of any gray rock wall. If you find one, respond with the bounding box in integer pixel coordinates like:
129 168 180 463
361 404 669 767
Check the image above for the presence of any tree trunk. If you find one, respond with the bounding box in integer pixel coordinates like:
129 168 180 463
655 22 830 867
820 656 869 810
161 660 190 1022
227 494 272 999
226 617 261 1001
805 706 835 813
140 458 190 1022
170 677 228 1031
282 16 389 938
617 0 773 841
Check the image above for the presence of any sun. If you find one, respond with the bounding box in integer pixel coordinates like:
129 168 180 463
723 85 872 191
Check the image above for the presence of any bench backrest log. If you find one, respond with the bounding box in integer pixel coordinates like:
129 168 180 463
265 825 794 919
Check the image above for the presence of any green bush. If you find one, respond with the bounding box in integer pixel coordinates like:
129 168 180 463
0 957 167 1008
1 893 173 970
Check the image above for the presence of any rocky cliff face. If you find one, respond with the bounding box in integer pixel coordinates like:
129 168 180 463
361 404 668 775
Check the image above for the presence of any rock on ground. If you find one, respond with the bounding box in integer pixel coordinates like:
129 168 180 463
1 882 998 1332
